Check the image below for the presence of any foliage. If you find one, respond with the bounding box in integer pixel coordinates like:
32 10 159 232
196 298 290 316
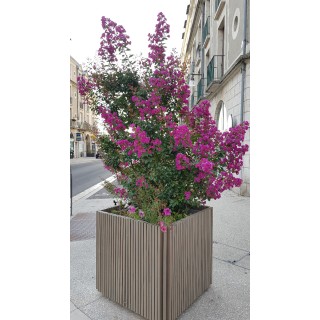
78 13 249 232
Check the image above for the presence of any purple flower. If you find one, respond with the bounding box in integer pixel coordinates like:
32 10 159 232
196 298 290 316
195 158 214 173
175 153 190 170
139 210 145 218
184 191 191 200
128 205 136 214
163 208 171 216
159 221 167 232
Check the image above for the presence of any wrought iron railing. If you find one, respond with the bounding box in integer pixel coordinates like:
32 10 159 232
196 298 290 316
207 55 224 86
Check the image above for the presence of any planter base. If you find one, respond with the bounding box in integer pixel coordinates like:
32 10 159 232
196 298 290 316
96 207 213 320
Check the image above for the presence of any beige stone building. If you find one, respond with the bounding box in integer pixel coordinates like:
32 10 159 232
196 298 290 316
181 0 250 196
70 56 98 158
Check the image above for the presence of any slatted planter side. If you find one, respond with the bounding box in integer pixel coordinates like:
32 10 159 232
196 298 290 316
96 207 213 320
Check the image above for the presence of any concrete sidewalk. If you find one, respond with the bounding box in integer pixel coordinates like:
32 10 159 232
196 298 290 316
71 187 249 320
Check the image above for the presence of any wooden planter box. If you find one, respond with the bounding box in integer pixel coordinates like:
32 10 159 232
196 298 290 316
96 206 213 320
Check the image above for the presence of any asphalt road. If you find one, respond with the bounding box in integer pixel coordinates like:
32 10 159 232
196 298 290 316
70 159 113 197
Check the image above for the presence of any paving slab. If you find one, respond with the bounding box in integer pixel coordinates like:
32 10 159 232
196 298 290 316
179 259 249 320
213 242 249 265
209 191 250 251
81 297 144 320
71 301 77 312
71 308 92 320
234 254 250 270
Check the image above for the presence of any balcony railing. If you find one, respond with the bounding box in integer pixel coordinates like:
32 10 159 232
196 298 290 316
207 55 224 86
81 121 91 131
70 120 93 132
202 16 210 45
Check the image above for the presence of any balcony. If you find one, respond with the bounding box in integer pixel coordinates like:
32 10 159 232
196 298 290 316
79 121 91 131
70 120 92 132
206 55 224 91
202 16 210 47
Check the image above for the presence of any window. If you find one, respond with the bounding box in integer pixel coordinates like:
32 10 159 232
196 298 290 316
217 101 232 131
215 0 221 11
232 8 240 40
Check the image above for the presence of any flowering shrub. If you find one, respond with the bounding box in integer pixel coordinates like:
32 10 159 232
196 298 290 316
78 13 249 231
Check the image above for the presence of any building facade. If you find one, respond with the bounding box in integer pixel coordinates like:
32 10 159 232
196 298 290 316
181 0 250 196
70 56 98 158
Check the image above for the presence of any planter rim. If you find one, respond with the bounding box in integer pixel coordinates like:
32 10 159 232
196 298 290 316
97 205 212 228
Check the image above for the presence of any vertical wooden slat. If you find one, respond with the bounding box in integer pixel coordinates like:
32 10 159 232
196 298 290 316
96 213 100 291
120 217 124 305
115 216 119 303
102 213 105 297
150 225 153 320
142 223 145 318
162 229 166 320
154 228 160 319
131 219 134 310
177 222 181 317
136 219 140 315
145 223 148 318
103 215 112 297
156 226 160 320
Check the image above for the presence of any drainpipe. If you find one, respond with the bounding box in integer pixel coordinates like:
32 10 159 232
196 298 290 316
75 64 80 158
240 0 248 123
200 0 205 98
76 64 79 121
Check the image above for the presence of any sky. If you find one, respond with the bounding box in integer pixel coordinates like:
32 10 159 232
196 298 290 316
70 0 190 65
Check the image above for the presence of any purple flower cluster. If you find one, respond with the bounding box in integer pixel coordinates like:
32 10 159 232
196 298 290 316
98 17 131 62
171 125 192 148
175 153 190 171
136 177 148 188
99 106 126 132
77 75 93 96
148 12 170 63
114 187 127 199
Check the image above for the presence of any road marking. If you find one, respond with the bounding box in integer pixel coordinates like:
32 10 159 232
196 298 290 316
72 175 117 203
